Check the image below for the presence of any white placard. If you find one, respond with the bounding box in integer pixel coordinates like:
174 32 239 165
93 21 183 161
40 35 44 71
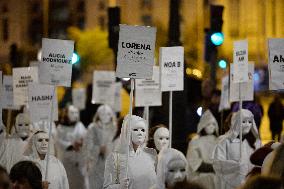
233 40 248 83
219 75 230 111
113 82 122 112
39 38 74 87
28 84 58 122
92 71 116 105
72 88 86 110
116 24 156 79
230 62 254 102
13 67 38 106
159 46 184 91
1 76 20 110
268 38 284 90
135 66 162 107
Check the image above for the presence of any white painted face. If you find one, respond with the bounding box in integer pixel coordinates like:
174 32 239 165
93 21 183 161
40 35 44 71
15 113 30 138
154 127 169 151
97 108 112 124
241 117 253 135
131 121 146 146
204 122 216 135
68 106 79 122
166 159 187 187
34 132 49 155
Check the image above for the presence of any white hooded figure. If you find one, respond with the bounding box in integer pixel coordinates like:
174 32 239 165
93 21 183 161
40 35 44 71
212 109 261 189
154 127 170 153
23 131 69 189
186 110 218 189
0 113 32 172
56 105 87 189
104 115 157 189
155 148 188 189
83 104 117 189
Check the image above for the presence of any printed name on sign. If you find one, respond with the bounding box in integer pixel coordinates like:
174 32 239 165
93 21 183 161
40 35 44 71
42 53 71 64
116 25 156 79
233 40 249 83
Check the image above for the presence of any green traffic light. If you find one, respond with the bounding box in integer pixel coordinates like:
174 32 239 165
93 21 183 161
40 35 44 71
210 32 224 46
72 52 80 64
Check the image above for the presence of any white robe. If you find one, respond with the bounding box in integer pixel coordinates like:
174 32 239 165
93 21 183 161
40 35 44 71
213 138 261 189
56 122 86 189
104 147 157 189
24 155 69 189
0 135 27 172
187 135 217 189
83 121 116 189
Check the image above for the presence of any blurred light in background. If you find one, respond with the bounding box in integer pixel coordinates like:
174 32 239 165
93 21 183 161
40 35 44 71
72 52 80 64
197 107 202 116
37 49 42 61
186 68 202 79
210 32 224 46
218 59 227 69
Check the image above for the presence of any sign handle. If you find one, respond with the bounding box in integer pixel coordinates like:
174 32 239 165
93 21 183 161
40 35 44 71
239 83 243 162
169 91 173 148
145 106 149 129
45 85 56 181
126 78 134 180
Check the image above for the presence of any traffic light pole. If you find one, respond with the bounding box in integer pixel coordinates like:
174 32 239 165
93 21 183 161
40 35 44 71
209 48 217 87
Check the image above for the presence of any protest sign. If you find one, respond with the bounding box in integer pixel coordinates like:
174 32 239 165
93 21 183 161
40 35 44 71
230 62 254 102
135 66 161 107
219 75 230 111
116 25 156 79
268 38 284 90
92 71 115 105
72 88 86 110
39 38 74 87
2 76 20 110
159 46 184 91
13 67 38 105
233 40 248 83
28 83 58 122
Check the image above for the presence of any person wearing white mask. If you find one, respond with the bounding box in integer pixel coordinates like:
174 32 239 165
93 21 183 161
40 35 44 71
148 125 170 153
0 112 32 172
23 130 69 189
212 109 261 189
104 115 157 189
155 148 188 189
83 104 117 189
56 105 87 189
186 110 218 189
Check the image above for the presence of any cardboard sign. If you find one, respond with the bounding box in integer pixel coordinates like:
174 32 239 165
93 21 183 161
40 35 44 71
92 71 115 105
28 84 58 122
268 38 284 90
116 25 156 79
233 40 248 83
219 75 230 111
230 62 254 102
1 76 20 110
159 46 184 91
13 67 38 106
113 82 122 112
135 66 162 107
39 38 74 87
72 88 86 110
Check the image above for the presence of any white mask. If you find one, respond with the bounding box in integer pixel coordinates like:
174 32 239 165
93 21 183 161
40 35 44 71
98 109 112 124
166 159 187 187
34 132 49 155
154 127 169 151
15 113 30 138
204 123 216 135
68 105 79 122
131 121 146 146
241 118 252 135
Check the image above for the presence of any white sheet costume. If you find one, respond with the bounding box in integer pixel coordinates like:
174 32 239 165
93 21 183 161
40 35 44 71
56 105 87 189
23 131 69 189
0 113 31 172
156 148 188 189
186 110 218 189
212 109 261 189
83 105 117 189
104 115 157 189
